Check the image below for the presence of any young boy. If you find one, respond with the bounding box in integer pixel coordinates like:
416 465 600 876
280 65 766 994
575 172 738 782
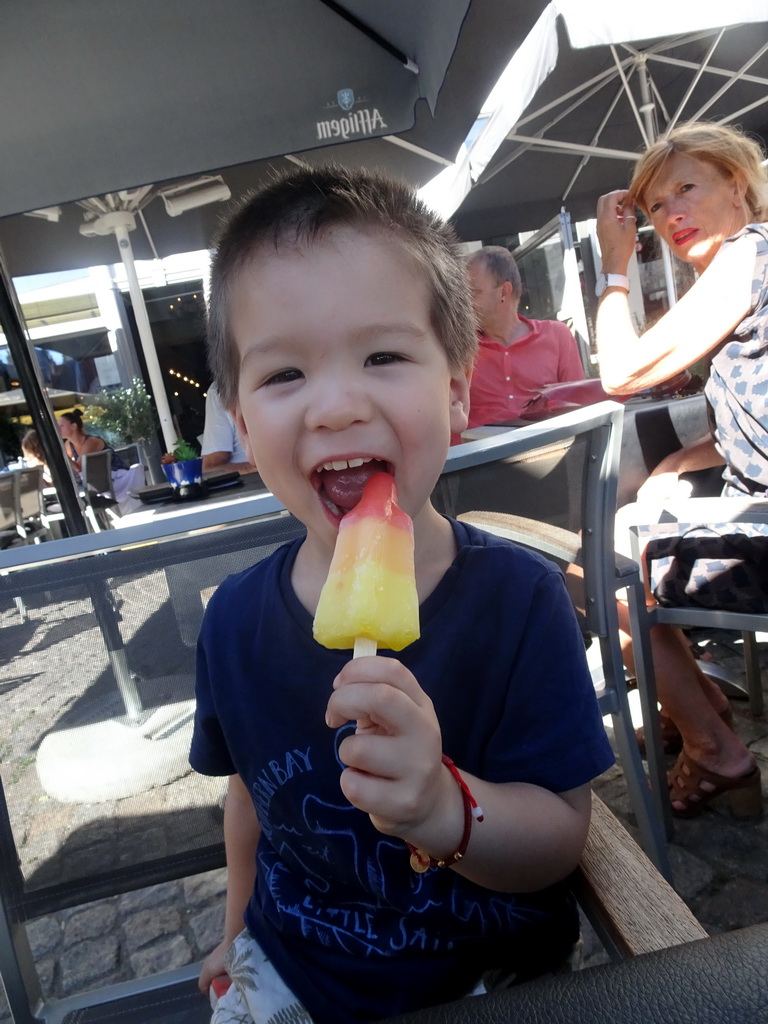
190 166 614 1023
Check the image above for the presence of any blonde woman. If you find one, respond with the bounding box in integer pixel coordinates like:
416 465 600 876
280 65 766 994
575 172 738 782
596 122 767 818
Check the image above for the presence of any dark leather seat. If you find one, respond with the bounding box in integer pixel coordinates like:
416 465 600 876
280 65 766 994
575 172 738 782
388 924 768 1024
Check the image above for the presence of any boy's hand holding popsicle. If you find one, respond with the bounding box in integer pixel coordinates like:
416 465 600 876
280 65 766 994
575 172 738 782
325 650 454 845
317 473 466 854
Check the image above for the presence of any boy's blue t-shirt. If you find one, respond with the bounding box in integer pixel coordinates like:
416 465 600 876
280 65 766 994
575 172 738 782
191 518 614 1023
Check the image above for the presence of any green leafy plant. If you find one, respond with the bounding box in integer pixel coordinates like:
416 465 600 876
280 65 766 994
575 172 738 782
172 439 199 462
87 379 157 444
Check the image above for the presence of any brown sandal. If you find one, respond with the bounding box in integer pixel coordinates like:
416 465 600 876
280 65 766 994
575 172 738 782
636 705 734 758
667 749 763 819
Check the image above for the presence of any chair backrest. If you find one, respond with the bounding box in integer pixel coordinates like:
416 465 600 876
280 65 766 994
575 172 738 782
432 403 674 878
113 442 142 468
81 447 114 500
16 466 44 524
433 402 624 639
0 472 17 533
435 435 579 529
0 508 305 1023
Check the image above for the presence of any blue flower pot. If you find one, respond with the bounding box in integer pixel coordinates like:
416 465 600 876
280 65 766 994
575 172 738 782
162 458 206 500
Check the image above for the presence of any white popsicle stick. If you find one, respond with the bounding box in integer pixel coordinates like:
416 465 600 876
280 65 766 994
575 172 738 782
353 637 378 658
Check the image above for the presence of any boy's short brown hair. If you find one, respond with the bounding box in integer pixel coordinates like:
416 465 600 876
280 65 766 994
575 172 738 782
207 165 477 409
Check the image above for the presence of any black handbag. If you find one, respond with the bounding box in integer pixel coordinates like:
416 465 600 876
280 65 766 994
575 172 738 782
646 523 768 614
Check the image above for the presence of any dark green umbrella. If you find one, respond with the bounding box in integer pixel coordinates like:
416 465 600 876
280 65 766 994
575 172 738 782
0 0 545 532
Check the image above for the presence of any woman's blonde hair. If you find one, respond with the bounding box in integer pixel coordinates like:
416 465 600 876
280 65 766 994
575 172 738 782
629 122 768 222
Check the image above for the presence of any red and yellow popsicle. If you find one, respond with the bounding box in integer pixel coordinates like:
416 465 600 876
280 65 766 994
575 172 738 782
313 472 420 656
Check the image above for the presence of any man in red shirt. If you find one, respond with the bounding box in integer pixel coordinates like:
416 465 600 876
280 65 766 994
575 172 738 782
464 246 585 431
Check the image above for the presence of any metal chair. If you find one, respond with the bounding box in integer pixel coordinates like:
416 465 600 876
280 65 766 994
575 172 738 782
15 467 51 543
81 449 119 531
628 497 768 715
82 449 149 525
0 468 51 622
433 402 670 877
0 473 23 548
623 497 768 811
113 443 142 471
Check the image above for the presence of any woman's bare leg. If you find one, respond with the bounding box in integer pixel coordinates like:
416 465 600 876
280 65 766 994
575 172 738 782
617 603 755 809
565 560 756 810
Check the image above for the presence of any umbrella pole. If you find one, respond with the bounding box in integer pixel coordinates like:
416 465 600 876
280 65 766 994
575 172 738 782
559 210 591 369
659 244 678 308
0 252 87 535
638 59 678 310
110 221 178 452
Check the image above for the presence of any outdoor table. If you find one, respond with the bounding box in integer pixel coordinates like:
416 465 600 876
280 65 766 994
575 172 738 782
462 391 709 509
118 469 270 528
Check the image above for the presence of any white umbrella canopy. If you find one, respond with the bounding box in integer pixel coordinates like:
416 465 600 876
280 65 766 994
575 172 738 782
0 388 84 414
423 2 768 238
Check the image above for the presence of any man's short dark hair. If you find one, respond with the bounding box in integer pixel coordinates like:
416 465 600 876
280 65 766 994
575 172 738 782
207 165 478 408
468 245 522 300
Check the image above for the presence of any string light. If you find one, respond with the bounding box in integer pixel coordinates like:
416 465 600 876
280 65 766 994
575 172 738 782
168 368 205 392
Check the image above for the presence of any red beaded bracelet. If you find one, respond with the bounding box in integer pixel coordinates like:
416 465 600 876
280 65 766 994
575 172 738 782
407 755 484 872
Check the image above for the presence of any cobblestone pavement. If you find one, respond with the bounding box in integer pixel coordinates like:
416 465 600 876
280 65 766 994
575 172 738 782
0 592 766 1022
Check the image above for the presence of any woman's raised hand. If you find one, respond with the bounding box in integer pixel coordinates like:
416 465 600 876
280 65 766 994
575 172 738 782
596 189 637 275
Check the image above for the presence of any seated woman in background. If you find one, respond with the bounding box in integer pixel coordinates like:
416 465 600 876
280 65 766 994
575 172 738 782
21 429 52 485
596 121 767 819
57 408 141 506
57 409 126 473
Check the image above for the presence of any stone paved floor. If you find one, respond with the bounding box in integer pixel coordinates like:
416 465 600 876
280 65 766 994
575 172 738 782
0 592 766 1022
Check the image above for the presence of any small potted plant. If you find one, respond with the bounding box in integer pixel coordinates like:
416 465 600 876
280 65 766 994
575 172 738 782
161 439 205 499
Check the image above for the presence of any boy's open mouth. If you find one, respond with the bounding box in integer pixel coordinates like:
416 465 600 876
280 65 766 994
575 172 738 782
315 456 390 517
